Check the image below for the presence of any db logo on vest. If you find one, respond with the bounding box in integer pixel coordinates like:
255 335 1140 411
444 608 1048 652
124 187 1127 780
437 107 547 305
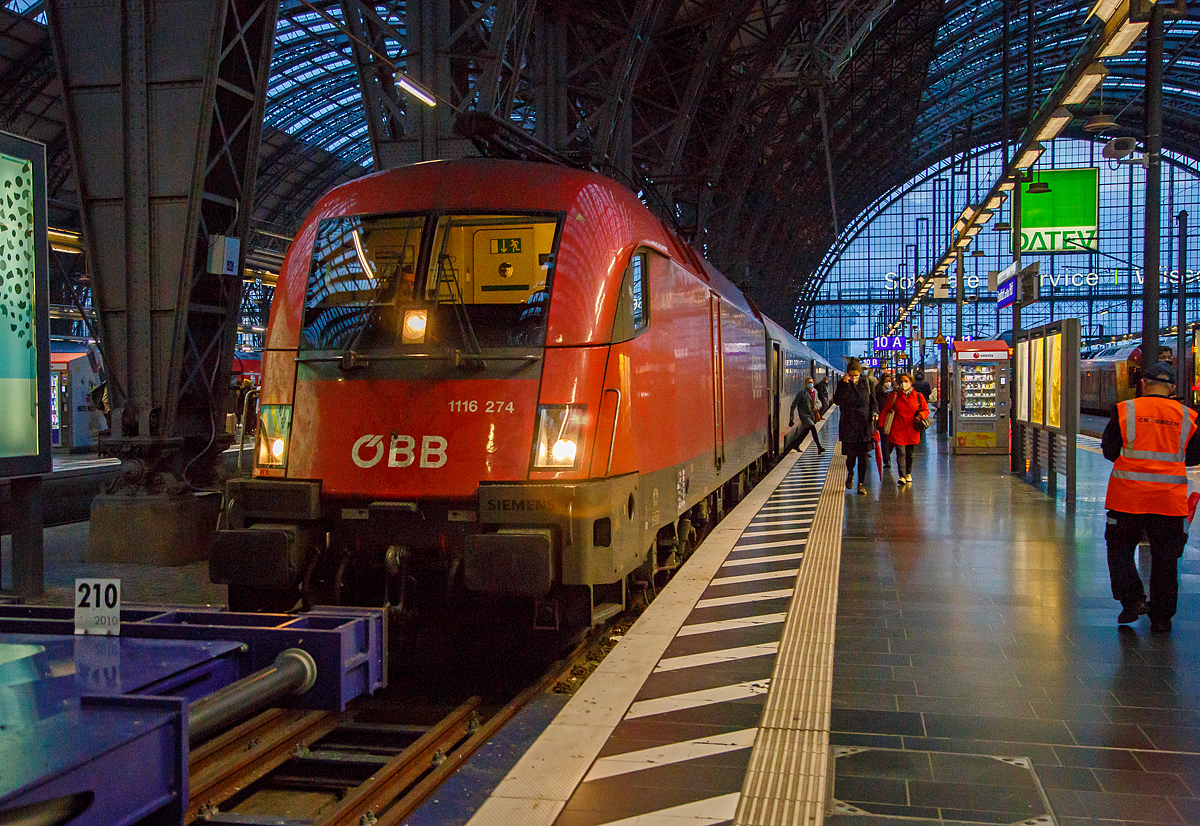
352 435 449 469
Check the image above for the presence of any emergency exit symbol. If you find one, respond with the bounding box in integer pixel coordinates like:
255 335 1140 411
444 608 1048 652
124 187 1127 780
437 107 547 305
491 238 522 254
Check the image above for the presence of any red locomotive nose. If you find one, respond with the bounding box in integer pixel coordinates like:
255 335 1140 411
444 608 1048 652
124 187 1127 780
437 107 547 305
287 376 542 500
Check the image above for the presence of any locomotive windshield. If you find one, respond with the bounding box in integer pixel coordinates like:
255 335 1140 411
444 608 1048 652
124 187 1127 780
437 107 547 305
300 212 561 352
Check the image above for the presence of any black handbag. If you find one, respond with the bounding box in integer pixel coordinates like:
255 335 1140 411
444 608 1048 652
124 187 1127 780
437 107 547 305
914 413 930 431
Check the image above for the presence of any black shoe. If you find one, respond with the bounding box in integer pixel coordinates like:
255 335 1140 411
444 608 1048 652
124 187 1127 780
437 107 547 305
1117 600 1148 624
1151 618 1172 633
817 445 825 453
845 476 853 490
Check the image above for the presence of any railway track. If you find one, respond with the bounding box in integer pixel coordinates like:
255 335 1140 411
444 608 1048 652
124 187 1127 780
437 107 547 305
186 638 585 825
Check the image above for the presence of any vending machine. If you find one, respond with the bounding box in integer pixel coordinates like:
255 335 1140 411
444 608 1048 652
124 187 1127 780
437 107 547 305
952 340 1011 455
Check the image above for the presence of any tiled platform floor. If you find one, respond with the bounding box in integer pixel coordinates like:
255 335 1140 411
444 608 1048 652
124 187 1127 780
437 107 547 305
830 431 1200 826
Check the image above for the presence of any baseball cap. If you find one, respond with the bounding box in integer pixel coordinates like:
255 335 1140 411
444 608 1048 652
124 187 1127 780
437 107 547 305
1143 361 1177 384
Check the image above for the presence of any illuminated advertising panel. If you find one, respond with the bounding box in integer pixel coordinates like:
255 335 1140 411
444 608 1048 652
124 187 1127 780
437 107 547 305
1016 340 1029 422
1046 333 1062 430
1016 168 1100 254
0 132 50 477
1031 337 1045 425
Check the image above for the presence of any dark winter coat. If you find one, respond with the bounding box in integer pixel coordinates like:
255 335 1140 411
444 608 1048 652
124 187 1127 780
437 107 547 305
815 378 830 409
913 377 933 403
833 377 877 454
790 388 818 426
880 388 929 447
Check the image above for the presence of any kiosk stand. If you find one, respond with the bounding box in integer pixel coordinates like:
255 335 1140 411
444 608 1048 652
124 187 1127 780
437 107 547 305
951 341 1012 455
1014 319 1080 502
0 131 51 597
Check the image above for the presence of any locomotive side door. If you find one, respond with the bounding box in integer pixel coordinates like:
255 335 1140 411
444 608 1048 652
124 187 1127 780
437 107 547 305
770 343 781 455
710 293 725 469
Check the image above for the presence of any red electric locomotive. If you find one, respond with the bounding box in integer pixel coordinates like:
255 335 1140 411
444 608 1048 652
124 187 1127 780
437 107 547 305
212 159 832 626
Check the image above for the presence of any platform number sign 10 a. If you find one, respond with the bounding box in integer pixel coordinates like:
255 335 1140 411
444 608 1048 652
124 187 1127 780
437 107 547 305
873 335 907 351
75 578 121 636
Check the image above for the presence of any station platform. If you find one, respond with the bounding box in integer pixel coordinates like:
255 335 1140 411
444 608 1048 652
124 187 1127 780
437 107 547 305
461 412 1200 826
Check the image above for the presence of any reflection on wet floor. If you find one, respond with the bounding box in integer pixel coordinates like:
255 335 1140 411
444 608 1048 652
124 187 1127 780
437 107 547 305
829 431 1200 826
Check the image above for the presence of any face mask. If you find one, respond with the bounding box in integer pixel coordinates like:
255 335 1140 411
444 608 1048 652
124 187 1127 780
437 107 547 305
850 375 859 384
806 384 813 390
901 381 912 390
883 382 893 391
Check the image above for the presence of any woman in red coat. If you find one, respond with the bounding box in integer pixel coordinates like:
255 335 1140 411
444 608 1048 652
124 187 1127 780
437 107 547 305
880 373 929 486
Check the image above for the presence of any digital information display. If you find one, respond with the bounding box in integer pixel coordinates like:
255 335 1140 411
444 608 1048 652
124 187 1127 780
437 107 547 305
873 335 907 351
0 131 50 477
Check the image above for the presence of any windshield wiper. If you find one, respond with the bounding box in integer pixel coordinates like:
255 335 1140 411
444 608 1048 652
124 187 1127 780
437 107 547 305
436 252 486 371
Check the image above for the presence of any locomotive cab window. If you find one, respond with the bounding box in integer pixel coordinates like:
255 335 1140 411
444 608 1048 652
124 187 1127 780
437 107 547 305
300 212 561 352
423 213 561 349
301 213 427 351
613 250 653 342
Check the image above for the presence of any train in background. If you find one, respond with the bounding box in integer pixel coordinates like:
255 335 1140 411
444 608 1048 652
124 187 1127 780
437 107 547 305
210 158 835 627
1080 336 1196 415
49 341 262 451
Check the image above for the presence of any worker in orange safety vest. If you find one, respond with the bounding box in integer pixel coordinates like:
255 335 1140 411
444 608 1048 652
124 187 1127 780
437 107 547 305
1102 361 1200 633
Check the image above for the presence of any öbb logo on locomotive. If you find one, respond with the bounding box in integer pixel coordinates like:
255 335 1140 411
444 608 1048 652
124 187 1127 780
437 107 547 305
352 434 449 469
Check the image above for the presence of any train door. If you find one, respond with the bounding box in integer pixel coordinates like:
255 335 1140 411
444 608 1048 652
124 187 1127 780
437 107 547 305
710 293 725 469
770 343 781 455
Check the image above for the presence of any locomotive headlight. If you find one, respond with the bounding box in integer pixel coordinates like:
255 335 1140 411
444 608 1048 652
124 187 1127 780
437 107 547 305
256 404 293 469
532 405 586 469
551 438 577 464
402 309 428 344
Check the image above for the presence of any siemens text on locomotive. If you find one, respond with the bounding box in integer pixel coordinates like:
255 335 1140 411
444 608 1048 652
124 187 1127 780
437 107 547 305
211 159 832 627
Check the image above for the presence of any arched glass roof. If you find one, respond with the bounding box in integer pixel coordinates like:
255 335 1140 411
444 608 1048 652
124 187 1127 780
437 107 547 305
804 138 1200 365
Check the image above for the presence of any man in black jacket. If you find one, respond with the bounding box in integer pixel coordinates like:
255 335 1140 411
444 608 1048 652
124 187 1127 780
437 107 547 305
913 371 933 403
815 376 830 411
833 358 878 494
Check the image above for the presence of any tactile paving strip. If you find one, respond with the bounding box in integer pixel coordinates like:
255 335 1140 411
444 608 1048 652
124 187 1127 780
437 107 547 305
735 449 846 826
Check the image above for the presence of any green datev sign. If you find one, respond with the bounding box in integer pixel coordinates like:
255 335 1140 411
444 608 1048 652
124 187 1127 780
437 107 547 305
1016 168 1099 254
0 131 51 477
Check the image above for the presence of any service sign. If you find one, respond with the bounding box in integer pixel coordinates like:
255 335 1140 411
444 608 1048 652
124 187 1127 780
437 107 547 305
997 277 1018 309
1016 168 1099 254
0 131 51 478
873 335 907 351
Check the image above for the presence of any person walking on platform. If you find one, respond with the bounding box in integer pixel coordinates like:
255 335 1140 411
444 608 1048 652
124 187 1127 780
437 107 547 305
880 373 929 486
815 376 830 411
1102 361 1200 633
834 358 878 495
874 372 896 469
789 378 825 453
913 371 933 404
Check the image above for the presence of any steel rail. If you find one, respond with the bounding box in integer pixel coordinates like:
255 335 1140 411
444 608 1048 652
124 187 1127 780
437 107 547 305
316 696 482 826
185 710 347 824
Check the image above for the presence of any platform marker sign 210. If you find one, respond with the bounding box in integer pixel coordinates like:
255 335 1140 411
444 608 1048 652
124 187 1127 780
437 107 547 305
75 578 120 635
873 335 907 351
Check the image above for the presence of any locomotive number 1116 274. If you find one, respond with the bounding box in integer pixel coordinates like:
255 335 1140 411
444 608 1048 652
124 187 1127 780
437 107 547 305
448 400 515 413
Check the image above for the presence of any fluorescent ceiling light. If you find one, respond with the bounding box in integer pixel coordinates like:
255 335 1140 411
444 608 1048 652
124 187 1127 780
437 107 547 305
397 74 437 107
1087 0 1122 24
956 236 972 249
976 209 994 224
998 179 1016 192
1015 141 1046 169
985 194 1006 210
1063 62 1109 105
1037 107 1073 141
953 218 966 235
1099 17 1147 58
964 224 982 237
